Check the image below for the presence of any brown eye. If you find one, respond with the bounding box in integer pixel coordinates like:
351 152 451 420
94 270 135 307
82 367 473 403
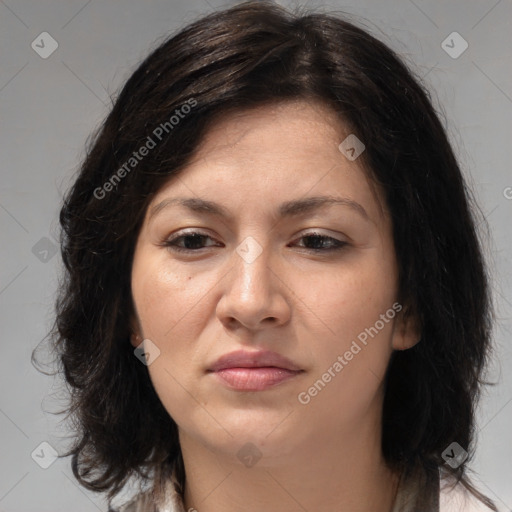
293 233 347 252
163 231 220 252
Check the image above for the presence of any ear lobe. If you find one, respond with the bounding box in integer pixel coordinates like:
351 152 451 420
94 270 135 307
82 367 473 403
129 317 143 348
130 332 143 348
391 305 421 351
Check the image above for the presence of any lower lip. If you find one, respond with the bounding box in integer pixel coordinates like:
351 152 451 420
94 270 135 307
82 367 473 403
211 367 301 391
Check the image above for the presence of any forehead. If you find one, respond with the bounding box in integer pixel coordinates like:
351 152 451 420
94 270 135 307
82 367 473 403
148 99 387 221
192 99 350 161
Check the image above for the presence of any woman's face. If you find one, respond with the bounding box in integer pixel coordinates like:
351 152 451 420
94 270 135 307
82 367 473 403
130 100 418 464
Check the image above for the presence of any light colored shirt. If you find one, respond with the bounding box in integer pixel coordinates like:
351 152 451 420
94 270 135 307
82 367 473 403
113 470 496 512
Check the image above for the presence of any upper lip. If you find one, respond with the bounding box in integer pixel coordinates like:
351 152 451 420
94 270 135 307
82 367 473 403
208 350 302 372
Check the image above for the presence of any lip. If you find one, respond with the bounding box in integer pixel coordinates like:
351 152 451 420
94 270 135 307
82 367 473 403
208 349 302 372
207 350 303 391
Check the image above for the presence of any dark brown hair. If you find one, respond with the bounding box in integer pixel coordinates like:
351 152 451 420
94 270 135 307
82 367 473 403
36 1 496 508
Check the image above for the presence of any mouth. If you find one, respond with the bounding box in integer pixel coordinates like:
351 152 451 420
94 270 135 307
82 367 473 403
211 367 302 391
207 350 304 391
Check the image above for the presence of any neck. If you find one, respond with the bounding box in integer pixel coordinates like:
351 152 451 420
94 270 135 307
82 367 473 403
180 417 399 512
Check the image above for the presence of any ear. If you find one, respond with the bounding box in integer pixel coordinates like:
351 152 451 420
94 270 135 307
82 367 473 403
391 303 421 351
129 317 143 348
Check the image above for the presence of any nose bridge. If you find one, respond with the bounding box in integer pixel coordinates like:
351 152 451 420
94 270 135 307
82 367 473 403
216 233 289 329
231 235 271 301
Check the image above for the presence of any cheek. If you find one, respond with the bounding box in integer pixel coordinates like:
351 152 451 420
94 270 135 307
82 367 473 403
131 252 210 423
296 277 397 428
131 251 211 341
299 250 398 405
301 253 398 342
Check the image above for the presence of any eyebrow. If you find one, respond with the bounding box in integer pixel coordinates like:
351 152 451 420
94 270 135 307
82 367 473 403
149 195 370 222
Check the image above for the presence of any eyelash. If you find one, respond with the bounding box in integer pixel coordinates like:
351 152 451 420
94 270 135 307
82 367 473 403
162 231 347 253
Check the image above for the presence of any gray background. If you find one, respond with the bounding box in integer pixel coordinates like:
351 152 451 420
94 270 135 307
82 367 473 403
1 0 511 510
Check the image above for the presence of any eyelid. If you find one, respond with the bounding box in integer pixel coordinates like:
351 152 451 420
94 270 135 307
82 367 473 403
296 228 346 240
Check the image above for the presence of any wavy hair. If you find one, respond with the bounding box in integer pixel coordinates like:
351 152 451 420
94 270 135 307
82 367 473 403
36 1 496 508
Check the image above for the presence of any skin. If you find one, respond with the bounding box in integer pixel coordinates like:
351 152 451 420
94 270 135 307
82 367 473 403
130 99 420 512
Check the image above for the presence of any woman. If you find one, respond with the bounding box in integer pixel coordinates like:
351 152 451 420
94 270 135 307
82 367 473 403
49 1 499 510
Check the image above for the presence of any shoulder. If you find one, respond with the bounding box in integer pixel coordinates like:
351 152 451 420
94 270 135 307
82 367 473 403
110 481 186 512
109 492 158 512
439 478 497 512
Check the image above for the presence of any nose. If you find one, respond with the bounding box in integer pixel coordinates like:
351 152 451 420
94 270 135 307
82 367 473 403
216 237 291 332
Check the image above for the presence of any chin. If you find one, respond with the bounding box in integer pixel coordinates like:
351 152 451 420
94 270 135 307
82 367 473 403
211 411 311 454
